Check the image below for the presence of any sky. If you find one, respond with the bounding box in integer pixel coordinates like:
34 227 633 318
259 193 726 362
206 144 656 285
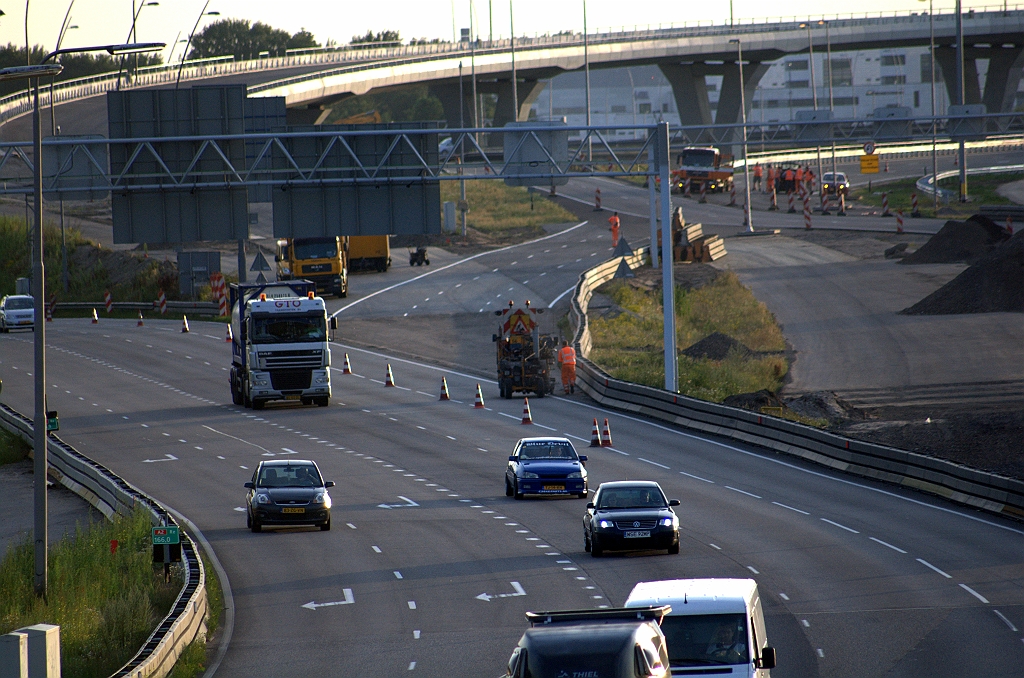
0 0 1006 64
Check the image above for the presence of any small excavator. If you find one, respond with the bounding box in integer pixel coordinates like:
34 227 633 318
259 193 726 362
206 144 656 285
493 300 557 399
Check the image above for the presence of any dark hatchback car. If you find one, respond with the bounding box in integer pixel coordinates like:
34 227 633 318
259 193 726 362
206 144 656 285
505 437 588 499
584 481 680 556
245 459 334 532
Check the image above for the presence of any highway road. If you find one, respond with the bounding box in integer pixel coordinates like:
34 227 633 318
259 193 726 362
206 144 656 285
2 215 1024 677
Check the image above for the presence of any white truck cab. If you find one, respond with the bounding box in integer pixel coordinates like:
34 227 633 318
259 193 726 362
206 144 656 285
625 579 776 677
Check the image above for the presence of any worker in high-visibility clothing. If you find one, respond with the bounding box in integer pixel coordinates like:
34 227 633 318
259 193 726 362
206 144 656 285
752 163 762 192
608 212 621 247
557 340 577 394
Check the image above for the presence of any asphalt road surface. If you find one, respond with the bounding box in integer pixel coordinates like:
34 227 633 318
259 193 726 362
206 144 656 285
3 215 1024 677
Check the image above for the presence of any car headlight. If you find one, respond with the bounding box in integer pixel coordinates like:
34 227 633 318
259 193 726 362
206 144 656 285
256 493 270 504
567 471 583 479
521 472 539 479
313 492 331 507
599 520 612 529
660 517 675 527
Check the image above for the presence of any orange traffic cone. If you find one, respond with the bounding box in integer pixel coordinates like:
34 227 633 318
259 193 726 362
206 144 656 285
439 376 451 401
474 384 485 408
181 315 190 333
521 397 533 424
589 418 602 447
342 353 352 374
137 311 144 327
385 363 395 386
601 418 613 447
91 308 98 324
225 324 233 342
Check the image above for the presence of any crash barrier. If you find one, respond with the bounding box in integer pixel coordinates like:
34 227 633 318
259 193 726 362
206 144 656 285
53 301 220 316
0 403 208 678
568 253 1024 522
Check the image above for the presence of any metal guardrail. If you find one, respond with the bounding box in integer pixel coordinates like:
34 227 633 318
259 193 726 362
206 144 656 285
916 163 1024 197
568 250 1024 522
0 403 208 678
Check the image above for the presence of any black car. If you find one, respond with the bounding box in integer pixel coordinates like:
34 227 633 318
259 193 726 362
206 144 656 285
245 459 334 532
506 437 588 499
584 481 680 556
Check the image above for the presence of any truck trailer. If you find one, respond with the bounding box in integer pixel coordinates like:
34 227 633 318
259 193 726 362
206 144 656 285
228 280 337 410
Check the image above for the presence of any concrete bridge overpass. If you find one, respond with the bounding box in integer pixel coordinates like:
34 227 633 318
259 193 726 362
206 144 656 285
1 7 1022 142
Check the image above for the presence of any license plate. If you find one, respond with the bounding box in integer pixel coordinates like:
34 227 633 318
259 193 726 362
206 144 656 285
281 507 305 514
18 320 31 325
285 395 301 401
624 530 650 539
542 485 565 491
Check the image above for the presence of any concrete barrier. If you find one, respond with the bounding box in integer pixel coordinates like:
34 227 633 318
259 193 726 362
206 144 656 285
0 404 207 678
568 250 1024 521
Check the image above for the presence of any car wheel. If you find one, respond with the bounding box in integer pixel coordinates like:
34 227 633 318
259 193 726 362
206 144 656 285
246 512 251 529
668 542 680 555
576 492 588 499
584 530 591 552
505 477 514 497
535 385 545 398
514 479 524 500
320 517 331 531
250 518 262 533
591 540 603 557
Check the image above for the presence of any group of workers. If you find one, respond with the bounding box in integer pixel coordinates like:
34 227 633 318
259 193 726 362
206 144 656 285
752 163 816 195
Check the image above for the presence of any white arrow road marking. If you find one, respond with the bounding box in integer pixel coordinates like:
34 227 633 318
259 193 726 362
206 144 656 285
476 581 526 602
378 496 420 509
301 588 354 610
142 454 177 463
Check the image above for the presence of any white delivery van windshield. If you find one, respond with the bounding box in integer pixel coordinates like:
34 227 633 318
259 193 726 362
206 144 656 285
660 613 748 667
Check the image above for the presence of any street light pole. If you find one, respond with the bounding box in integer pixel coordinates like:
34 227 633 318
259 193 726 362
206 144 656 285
583 0 592 163
955 0 967 201
730 39 753 233
803 21 824 195
176 0 219 89
510 0 517 122
825 21 836 190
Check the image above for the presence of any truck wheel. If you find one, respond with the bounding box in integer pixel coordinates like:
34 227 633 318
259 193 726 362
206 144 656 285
242 377 252 408
230 377 243 405
316 397 329 407
252 399 265 411
535 385 545 398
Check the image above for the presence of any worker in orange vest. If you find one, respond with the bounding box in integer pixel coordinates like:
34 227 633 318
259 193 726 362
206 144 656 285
766 165 775 193
557 340 577 394
752 163 762 192
783 167 794 192
608 212 621 247
805 167 815 194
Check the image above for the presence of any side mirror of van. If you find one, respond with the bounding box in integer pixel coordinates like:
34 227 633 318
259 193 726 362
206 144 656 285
757 646 777 670
668 499 680 507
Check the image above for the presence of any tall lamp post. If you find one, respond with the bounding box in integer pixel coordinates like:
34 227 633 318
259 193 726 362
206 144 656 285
583 0 592 163
1 40 164 599
176 0 220 88
955 0 967 202
824 20 837 192
920 0 939 210
800 20 825 193
729 39 753 233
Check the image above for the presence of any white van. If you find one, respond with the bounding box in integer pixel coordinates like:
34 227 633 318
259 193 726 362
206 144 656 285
625 579 776 677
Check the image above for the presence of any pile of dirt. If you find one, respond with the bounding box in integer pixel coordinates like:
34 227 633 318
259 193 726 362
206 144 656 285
786 391 865 423
681 332 752 361
722 389 786 412
899 215 1009 265
901 230 1023 315
70 244 177 290
616 261 722 294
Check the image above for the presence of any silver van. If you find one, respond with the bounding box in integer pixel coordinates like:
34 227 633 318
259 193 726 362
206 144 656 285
625 579 776 677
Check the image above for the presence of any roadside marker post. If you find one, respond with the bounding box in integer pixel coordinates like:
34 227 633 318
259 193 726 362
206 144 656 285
91 308 98 324
787 191 796 214
342 353 352 374
803 194 812 230
474 384 485 408
911 193 921 218
181 316 190 333
768 187 778 211
104 290 112 314
699 181 707 204
896 210 905 234
881 193 891 217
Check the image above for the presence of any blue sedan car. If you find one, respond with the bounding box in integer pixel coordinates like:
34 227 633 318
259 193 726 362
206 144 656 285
505 437 588 499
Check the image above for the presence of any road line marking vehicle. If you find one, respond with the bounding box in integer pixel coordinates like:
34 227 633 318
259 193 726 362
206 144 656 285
625 578 777 677
229 280 337 410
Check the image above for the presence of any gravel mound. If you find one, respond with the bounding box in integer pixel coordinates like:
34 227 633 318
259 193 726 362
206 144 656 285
722 389 785 411
681 332 752 360
901 230 1024 315
900 216 1009 265
785 391 865 423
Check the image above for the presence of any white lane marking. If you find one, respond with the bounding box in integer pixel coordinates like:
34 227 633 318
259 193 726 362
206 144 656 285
725 486 762 499
709 544 721 550
416 391 434 397
821 518 859 534
301 589 354 610
408 662 416 670
233 507 245 512
408 601 417 609
748 566 760 574
476 581 526 601
142 454 177 463
772 501 810 515
869 537 907 553
347 523 357 529
817 649 825 658
680 471 714 483
802 619 810 627
370 379 384 384
477 448 488 452
372 546 382 553
499 412 521 421
959 584 989 603
239 465 248 469
413 630 421 639
564 433 589 442
533 423 557 431
779 593 789 601
994 610 1018 632
333 220 589 315
638 457 670 469
446 435 457 440
141 424 149 428
201 425 275 455
217 456 225 460
548 286 577 308
394 571 404 580
916 558 952 578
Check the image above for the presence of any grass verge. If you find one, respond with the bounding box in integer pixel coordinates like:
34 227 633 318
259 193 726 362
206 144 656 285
849 172 1024 219
440 180 577 242
588 273 788 402
0 508 183 678
168 552 223 678
0 428 30 465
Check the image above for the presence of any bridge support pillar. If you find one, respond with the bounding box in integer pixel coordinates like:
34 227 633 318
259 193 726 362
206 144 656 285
492 79 547 126
980 46 1024 113
430 83 477 130
935 46 982 106
716 59 769 155
659 63 713 129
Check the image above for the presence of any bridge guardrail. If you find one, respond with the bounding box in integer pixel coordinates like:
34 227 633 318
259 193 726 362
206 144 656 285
0 403 207 678
916 163 1024 197
568 249 1024 522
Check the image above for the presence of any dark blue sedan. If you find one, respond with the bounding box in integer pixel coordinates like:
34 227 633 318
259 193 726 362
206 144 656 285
505 437 588 500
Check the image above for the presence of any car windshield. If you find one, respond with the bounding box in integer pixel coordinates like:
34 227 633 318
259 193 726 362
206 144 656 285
518 442 578 461
823 173 847 183
293 238 338 259
258 465 322 488
251 313 326 344
596 487 667 509
660 614 749 667
682 150 716 167
5 297 33 310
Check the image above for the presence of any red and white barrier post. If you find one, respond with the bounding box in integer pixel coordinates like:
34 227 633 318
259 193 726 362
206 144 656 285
594 188 602 210
911 192 921 218
104 290 113 314
787 191 796 214
803 193 812 230
896 209 905 234
728 182 736 206
881 192 891 217
699 181 707 204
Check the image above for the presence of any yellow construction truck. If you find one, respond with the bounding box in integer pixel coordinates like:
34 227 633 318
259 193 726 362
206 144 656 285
348 235 391 272
274 237 349 298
